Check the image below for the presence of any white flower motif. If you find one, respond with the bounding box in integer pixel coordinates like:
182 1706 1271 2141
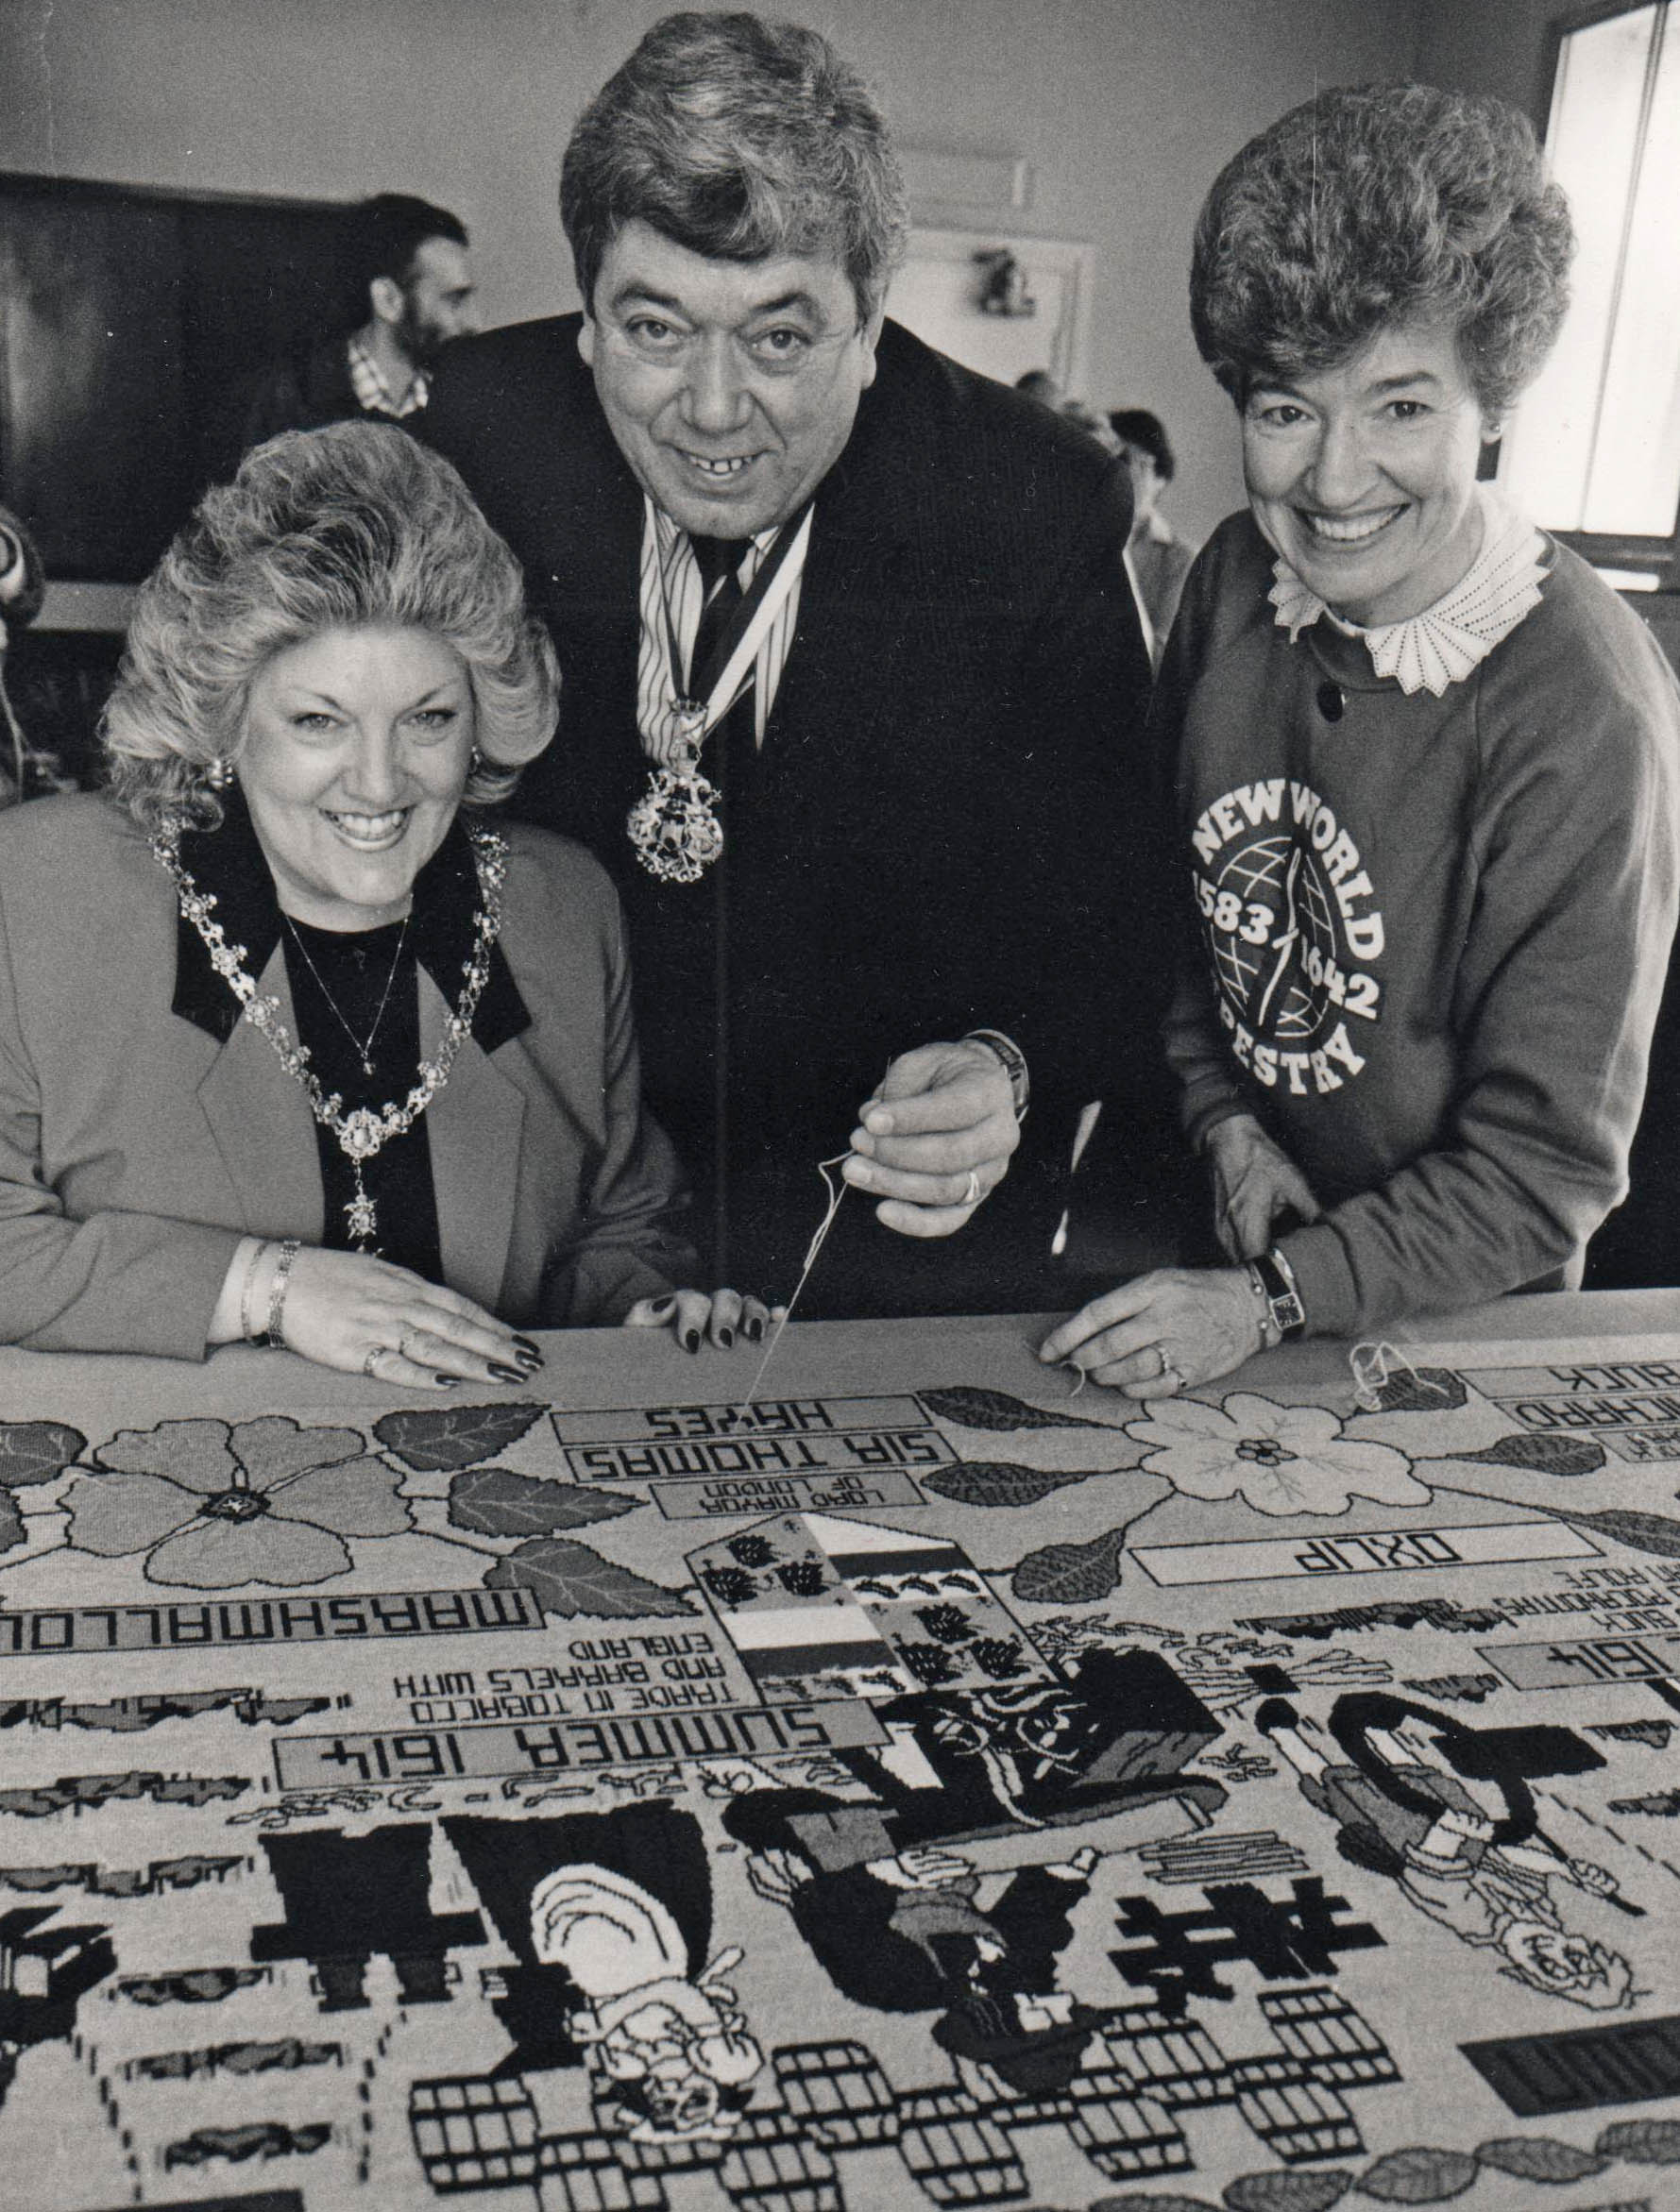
1124 1393 1431 1517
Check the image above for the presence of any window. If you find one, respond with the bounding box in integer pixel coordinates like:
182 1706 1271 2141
1500 2 1680 580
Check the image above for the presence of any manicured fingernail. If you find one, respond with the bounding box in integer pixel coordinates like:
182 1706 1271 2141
746 1318 765 1342
850 1128 875 1157
863 1106 893 1135
650 1296 678 1318
513 1346 543 1371
844 1159 872 1189
489 1361 524 1383
513 1336 541 1359
718 1326 735 1349
681 1328 701 1354
433 1375 461 1388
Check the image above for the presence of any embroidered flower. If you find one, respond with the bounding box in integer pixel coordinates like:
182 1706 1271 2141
1125 1393 1430 1517
62 1415 413 1587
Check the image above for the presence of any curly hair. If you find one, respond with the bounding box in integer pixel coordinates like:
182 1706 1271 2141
103 421 558 833
561 10 908 326
1190 84 1574 415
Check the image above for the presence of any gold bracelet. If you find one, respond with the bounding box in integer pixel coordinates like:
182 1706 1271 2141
265 1239 302 1348
238 1239 270 1343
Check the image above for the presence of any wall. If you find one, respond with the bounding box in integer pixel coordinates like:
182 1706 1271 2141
0 0 1426 552
1414 0 1558 124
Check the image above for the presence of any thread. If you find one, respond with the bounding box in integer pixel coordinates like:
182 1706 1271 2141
742 1153 853 1404
1349 1339 1454 1412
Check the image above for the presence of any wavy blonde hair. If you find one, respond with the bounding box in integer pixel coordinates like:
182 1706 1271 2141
103 420 558 831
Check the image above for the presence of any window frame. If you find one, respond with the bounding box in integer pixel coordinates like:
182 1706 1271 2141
1527 0 1680 585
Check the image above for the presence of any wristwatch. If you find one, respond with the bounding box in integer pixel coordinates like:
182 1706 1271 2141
1251 1247 1307 1340
965 1030 1030 1123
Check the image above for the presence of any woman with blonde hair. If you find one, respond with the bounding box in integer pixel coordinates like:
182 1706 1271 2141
0 420 761 1379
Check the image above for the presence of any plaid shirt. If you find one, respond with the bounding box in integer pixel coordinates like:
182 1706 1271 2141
347 332 429 420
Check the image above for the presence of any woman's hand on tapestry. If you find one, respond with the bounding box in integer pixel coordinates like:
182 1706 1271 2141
1206 1112 1321 1260
279 1247 541 1389
621 1286 784 1351
1038 1264 1265 1397
841 1038 1020 1237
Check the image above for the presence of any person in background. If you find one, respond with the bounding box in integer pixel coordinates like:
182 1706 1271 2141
236 194 479 459
1044 84 1680 1395
1014 369 1065 410
425 10 1161 1320
1110 407 1196 667
1060 398 1123 456
0 422 763 1378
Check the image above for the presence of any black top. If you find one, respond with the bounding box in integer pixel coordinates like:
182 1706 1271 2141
170 786 530 1287
280 914 442 1279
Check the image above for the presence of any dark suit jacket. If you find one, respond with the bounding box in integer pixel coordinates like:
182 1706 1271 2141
0 794 693 1356
426 316 1167 1313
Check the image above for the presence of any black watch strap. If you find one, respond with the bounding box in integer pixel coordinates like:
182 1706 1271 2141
1253 1247 1307 1339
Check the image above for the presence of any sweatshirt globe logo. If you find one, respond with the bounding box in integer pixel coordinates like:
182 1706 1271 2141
1191 776 1386 1098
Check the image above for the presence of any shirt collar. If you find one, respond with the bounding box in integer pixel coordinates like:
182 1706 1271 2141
168 785 528 1052
651 505 785 573
1268 484 1548 696
347 330 430 420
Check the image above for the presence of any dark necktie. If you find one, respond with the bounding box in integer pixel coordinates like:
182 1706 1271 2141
687 534 747 700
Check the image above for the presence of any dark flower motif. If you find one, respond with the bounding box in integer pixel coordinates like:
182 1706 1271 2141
62 1416 412 1588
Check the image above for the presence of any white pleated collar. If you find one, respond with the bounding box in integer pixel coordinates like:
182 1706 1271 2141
1267 487 1548 697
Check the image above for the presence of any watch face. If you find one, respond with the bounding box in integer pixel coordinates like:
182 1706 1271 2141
1275 1292 1307 1335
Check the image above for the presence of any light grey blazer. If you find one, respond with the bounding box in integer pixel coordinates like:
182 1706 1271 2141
0 794 692 1356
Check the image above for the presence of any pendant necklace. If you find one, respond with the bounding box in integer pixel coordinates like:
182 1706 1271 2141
281 910 409 1077
153 816 506 1251
628 504 813 884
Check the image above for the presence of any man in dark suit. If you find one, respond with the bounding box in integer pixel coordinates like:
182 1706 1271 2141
425 10 1165 1318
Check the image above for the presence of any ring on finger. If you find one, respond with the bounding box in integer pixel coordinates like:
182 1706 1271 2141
1160 1359 1183 1393
961 1169 982 1207
399 1327 423 1364
362 1345 383 1380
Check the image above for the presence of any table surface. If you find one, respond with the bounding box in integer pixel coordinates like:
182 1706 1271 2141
4 1289 1680 2211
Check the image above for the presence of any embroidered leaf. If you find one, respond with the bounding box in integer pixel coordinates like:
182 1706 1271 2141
923 1461 1106 1508
165 2119 331 2166
1355 2148 1480 2203
1372 1368 1468 1414
1457 1432 1605 1476
1087 2196 1220 2212
484 1538 694 1619
1224 2174 1352 2212
449 1468 638 1538
0 1421 87 1490
373 1401 545 1471
920 1384 1108 1432
0 1494 23 1556
1010 1525 1128 1604
1595 2119 1680 2163
1471 2137 1606 2183
1551 1508 1680 1559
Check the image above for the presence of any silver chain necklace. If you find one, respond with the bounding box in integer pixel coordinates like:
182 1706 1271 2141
152 814 508 1250
281 909 410 1077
